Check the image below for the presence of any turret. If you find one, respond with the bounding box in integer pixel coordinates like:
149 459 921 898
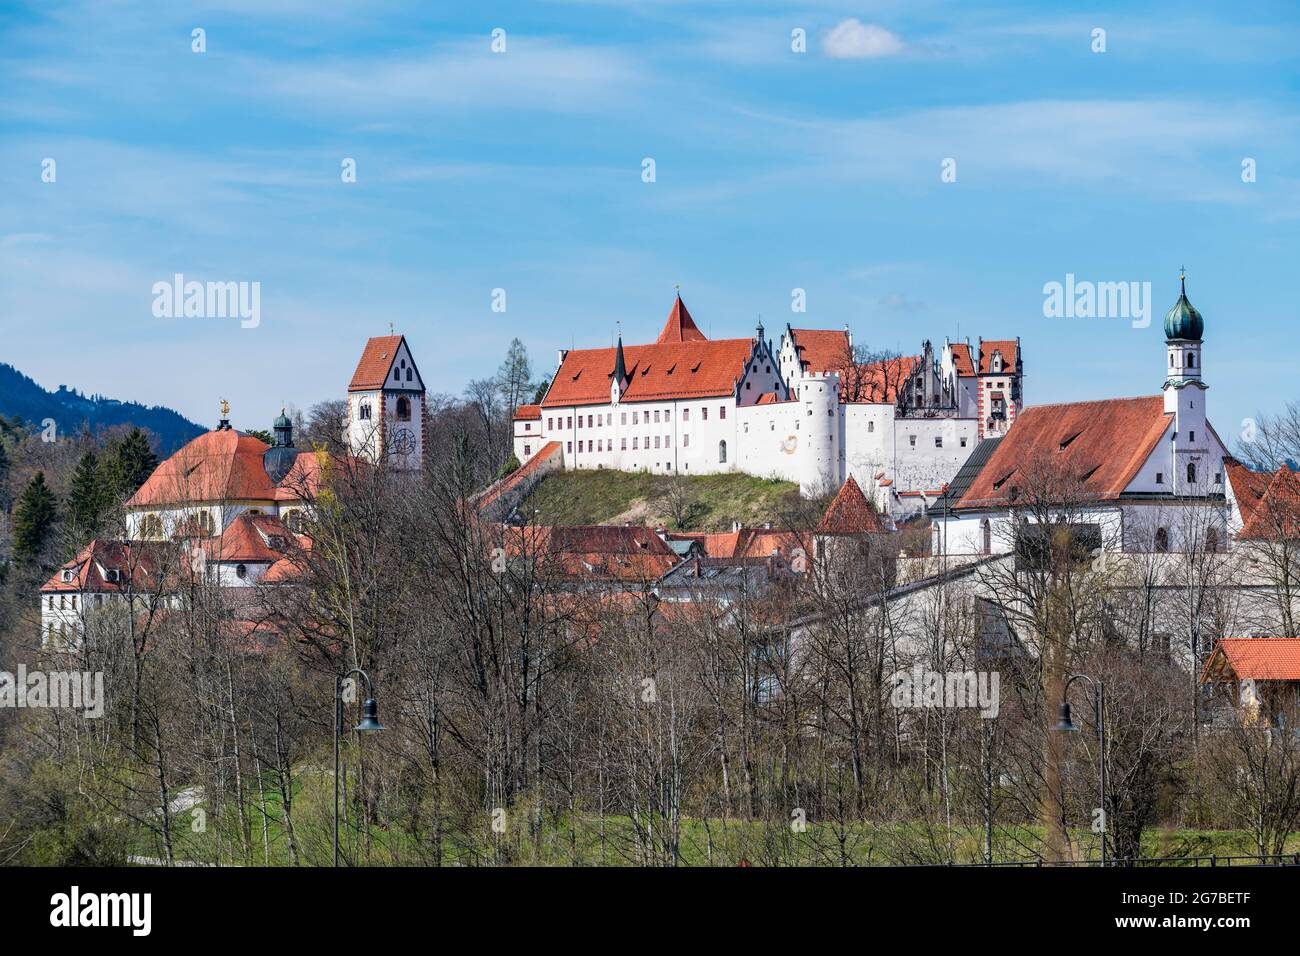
263 408 297 484
797 370 841 497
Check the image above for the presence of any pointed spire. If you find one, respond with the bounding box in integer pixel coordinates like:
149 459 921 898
612 332 627 387
657 291 707 344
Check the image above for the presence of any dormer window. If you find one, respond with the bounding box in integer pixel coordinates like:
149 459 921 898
61 569 74 583
105 569 121 583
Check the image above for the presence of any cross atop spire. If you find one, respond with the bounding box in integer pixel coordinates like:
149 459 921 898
1179 264 1186 295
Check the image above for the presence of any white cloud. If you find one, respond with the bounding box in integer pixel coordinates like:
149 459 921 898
822 19 904 59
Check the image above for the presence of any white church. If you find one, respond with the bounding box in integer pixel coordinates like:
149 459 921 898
512 294 1023 511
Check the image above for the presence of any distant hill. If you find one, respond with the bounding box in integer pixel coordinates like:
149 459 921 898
0 362 204 453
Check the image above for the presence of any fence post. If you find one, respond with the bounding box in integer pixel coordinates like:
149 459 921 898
1210 855 1216 867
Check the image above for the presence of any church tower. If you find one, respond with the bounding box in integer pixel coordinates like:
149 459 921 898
346 335 425 470
1162 272 1208 493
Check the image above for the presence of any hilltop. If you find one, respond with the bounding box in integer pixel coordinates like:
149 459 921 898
520 469 813 532
0 362 203 453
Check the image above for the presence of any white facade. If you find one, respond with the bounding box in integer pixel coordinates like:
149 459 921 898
347 337 425 471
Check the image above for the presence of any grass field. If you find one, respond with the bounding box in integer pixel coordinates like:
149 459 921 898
523 469 807 531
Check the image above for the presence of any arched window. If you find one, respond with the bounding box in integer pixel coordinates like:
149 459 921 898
1187 461 1197 484
196 510 215 536
981 518 991 555
406 367 413 381
1170 353 1175 368
1205 527 1219 553
718 440 727 464
359 402 372 421
235 564 247 580
1187 353 1195 368
396 396 411 421
1155 527 1170 553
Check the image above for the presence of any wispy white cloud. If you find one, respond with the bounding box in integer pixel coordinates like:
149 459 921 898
822 19 905 59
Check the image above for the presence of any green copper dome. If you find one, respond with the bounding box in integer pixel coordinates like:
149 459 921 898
1163 276 1203 341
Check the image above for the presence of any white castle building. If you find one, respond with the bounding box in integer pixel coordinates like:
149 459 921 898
512 295 1023 508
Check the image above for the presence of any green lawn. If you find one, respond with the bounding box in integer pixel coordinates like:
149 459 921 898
523 469 808 531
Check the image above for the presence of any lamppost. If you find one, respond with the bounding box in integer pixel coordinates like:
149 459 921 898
335 667 385 867
1054 674 1107 866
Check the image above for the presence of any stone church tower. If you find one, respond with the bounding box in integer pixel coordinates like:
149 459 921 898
346 335 426 470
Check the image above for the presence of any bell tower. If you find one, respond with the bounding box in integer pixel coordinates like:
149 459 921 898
1162 270 1208 492
346 334 426 471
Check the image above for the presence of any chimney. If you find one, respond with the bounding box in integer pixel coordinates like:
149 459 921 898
557 348 569 371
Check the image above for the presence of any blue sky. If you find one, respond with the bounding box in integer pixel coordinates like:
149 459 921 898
2 0 1298 451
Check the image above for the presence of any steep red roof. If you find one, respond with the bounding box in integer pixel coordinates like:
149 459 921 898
196 514 298 564
1237 466 1300 540
978 339 1018 375
475 441 562 511
543 339 752 407
788 328 851 374
348 335 404 391
657 295 707 344
128 429 278 507
955 396 1171 511
949 342 975 377
41 540 170 593
514 404 542 421
1226 457 1272 529
817 476 885 535
1202 638 1300 682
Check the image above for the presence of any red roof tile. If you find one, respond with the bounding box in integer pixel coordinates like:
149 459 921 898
127 429 278 507
514 403 542 421
1237 465 1300 540
788 328 851 374
544 339 752 407
657 295 707 344
504 524 680 582
817 476 885 534
1202 638 1300 682
949 342 975 377
475 440 562 511
197 514 298 564
41 540 170 593
348 335 404 391
955 396 1170 510
978 339 1018 375
1226 457 1271 529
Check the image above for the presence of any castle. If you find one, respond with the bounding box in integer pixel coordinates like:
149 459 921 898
512 293 1023 513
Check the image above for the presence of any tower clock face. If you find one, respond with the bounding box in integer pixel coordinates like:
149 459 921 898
389 427 417 456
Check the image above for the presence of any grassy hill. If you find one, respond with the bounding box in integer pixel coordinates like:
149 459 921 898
521 469 814 531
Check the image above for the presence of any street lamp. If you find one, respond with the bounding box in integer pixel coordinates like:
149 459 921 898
1055 673 1107 866
335 667 385 867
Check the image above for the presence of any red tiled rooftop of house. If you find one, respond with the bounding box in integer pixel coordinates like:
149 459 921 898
1202 638 1300 682
128 429 278 507
514 404 542 420
1236 465 1300 540
955 395 1171 510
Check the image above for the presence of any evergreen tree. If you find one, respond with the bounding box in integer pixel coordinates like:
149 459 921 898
13 471 58 563
114 428 158 497
532 375 551 405
67 450 102 535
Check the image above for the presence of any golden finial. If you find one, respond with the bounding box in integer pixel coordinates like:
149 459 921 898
220 397 230 418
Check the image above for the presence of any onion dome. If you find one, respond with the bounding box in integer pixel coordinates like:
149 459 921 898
1163 272 1204 341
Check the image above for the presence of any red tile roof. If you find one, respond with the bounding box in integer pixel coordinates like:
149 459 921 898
41 540 170 593
544 339 752 407
657 295 707 344
504 524 680 582
949 342 975 377
348 335 404 391
978 339 1018 375
1226 457 1271 529
788 328 851 374
668 528 810 559
955 396 1170 510
514 403 542 421
128 429 277 506
817 476 885 534
1237 465 1300 540
1202 638 1300 682
196 514 299 564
